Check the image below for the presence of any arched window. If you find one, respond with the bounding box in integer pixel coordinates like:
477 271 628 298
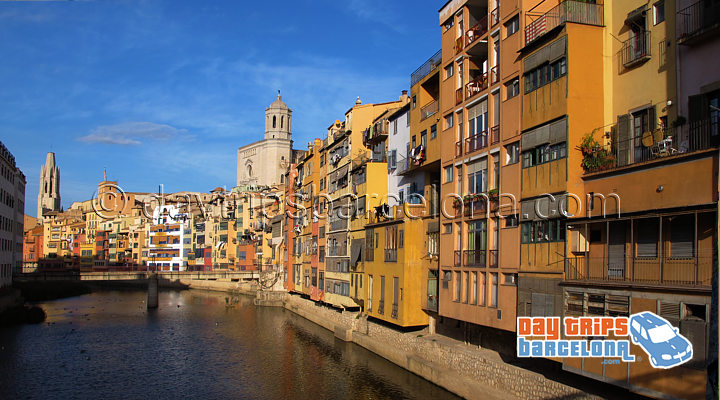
281 116 284 129
247 164 253 177
273 116 276 128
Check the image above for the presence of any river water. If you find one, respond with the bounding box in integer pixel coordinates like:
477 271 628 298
0 289 460 400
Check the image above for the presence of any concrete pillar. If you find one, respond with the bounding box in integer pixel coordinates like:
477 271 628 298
147 273 158 309
428 315 436 335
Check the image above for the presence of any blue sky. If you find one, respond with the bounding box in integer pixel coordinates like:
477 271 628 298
0 0 441 217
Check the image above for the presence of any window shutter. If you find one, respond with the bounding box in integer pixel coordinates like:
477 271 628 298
531 293 546 317
688 94 709 123
670 215 694 258
649 105 657 131
617 114 631 167
636 218 659 257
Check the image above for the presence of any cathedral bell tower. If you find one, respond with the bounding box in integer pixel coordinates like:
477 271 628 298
265 90 292 140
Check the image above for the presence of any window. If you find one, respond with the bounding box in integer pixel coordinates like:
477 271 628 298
636 218 659 258
506 142 520 165
524 58 567 94
480 272 486 305
444 63 454 79
653 1 665 25
464 271 470 303
444 113 454 130
505 15 519 37
399 229 404 248
471 272 478 304
442 270 451 289
412 95 417 109
443 18 454 31
669 215 694 258
428 232 439 256
505 214 519 228
490 273 498 307
443 223 453 234
430 124 437 140
506 78 520 99
503 273 517 285
444 166 454 183
454 271 461 301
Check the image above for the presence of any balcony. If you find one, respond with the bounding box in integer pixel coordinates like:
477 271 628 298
420 100 439 121
565 255 712 288
489 250 498 268
465 72 489 99
455 37 464 54
583 121 719 175
464 250 486 267
525 1 604 46
678 0 720 45
620 31 651 68
465 17 489 48
384 249 397 262
363 120 389 146
411 50 442 87
465 130 488 154
490 125 500 145
490 65 499 85
490 7 500 26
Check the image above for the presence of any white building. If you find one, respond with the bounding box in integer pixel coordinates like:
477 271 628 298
237 92 300 188
0 141 26 286
148 204 189 271
386 103 424 206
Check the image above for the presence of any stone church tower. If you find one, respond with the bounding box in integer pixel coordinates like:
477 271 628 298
38 152 61 218
236 92 295 188
265 90 292 140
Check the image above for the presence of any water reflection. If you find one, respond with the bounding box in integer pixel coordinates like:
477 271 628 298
0 290 460 400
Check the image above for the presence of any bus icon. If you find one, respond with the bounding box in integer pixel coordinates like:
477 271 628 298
629 312 693 369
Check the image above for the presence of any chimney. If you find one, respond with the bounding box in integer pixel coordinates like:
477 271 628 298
400 90 409 103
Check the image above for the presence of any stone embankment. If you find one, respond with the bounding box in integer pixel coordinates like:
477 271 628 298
282 294 600 400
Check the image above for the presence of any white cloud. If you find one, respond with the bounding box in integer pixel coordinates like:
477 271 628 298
77 121 190 145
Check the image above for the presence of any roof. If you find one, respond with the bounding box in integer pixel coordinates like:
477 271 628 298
267 91 290 110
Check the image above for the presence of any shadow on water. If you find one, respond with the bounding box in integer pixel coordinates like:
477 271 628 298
0 289 460 400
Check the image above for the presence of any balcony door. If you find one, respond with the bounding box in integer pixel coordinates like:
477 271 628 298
608 221 627 279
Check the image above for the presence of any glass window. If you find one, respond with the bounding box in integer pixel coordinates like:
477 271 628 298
444 166 453 183
653 1 665 25
430 124 437 140
506 78 520 99
505 15 519 37
506 142 520 164
444 113 454 130
444 63 454 79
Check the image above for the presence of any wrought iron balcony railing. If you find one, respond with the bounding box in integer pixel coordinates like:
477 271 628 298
525 1 604 46
621 31 651 68
677 0 720 44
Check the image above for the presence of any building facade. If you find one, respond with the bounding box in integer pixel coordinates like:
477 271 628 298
0 141 26 286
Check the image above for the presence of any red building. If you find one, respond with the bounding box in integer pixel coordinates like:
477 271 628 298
22 224 43 272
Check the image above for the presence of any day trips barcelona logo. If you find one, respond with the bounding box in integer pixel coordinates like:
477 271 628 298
517 312 693 369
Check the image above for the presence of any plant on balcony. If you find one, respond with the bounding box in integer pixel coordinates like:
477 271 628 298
578 132 614 172
671 116 686 128
487 188 499 199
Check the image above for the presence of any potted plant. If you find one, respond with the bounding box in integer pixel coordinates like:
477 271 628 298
578 132 615 172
